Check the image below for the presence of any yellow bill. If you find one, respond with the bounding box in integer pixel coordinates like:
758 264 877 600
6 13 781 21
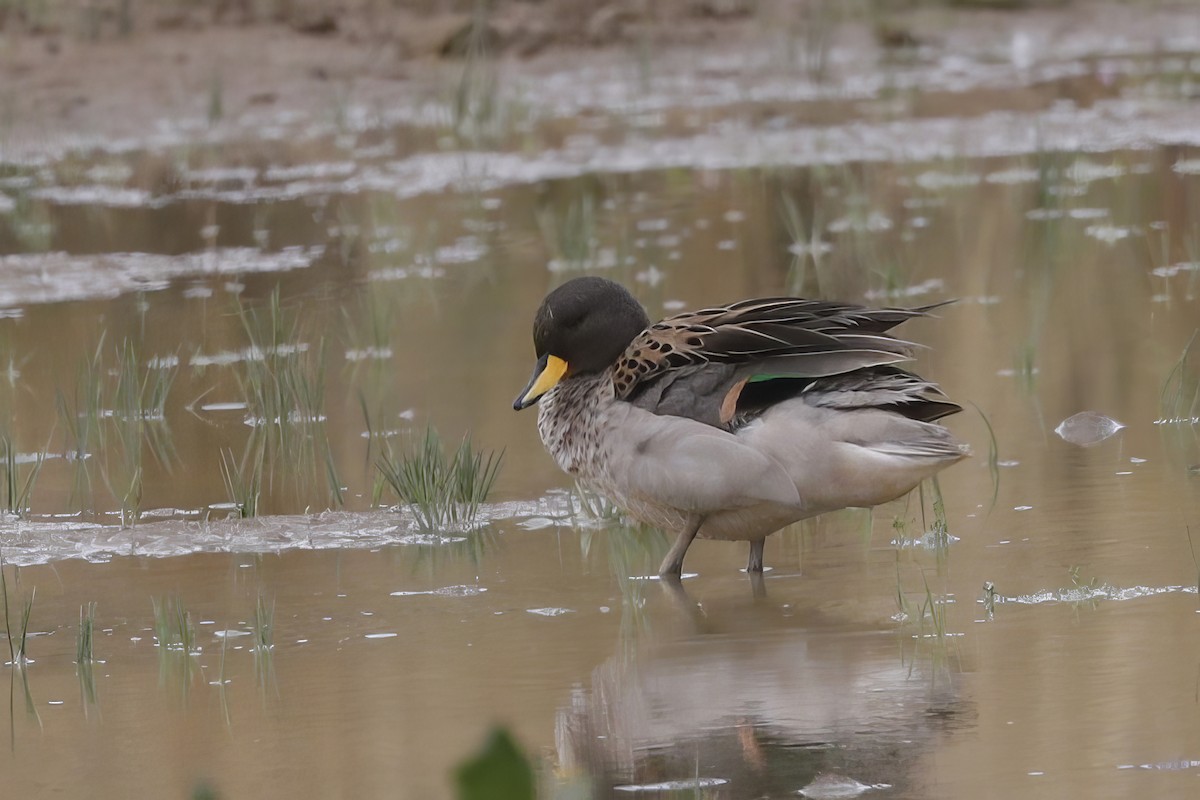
513 354 568 410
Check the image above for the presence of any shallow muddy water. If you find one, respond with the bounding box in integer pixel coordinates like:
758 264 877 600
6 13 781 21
2 32 1200 799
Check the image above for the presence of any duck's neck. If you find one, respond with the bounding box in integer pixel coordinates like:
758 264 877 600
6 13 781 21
536 370 615 477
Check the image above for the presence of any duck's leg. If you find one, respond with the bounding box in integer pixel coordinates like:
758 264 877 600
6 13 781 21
747 539 765 573
658 577 708 631
659 514 704 579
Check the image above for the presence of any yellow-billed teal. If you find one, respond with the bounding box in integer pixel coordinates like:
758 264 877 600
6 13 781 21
514 277 968 578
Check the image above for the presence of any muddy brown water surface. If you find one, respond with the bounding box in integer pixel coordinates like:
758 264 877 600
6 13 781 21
2 29 1200 799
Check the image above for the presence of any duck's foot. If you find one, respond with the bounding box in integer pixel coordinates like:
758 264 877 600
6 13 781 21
747 539 765 573
658 514 704 579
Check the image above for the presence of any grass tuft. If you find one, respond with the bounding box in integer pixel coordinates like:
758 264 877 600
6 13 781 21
375 426 502 531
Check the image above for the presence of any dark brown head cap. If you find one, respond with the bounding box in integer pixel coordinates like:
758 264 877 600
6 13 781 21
532 277 651 375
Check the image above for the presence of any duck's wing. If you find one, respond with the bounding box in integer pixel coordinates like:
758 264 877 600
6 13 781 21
792 365 961 422
617 298 953 427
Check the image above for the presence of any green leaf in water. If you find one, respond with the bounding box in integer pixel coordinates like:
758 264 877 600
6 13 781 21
454 727 535 800
191 780 219 800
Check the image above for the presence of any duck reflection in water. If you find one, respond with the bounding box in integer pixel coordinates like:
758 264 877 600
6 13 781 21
554 584 966 797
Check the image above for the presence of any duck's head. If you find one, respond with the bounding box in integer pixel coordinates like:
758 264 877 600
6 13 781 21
513 277 650 410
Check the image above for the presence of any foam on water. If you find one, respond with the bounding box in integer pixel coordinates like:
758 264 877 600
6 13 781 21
0 247 324 309
0 496 590 567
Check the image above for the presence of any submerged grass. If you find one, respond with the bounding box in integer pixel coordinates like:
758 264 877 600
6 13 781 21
56 334 106 504
323 443 344 510
929 480 948 539
894 559 957 682
153 595 198 695
76 601 97 664
76 602 99 714
115 338 176 427
568 481 623 525
207 71 223 125
53 335 177 524
110 339 178 525
536 189 599 273
359 391 382 476
235 287 342 509
605 524 670 659
252 592 276 692
236 289 327 441
152 595 196 654
252 592 274 653
375 426 502 532
969 402 1001 511
445 0 534 147
11 594 32 668
0 568 39 738
450 5 496 135
780 189 828 296
920 576 947 643
1187 526 1199 607
893 558 913 619
1161 329 1200 422
341 293 394 367
893 483 960 678
0 435 44 517
0 556 34 668
219 435 265 518
906 478 952 571
217 627 230 727
781 0 837 81
1184 228 1200 302
6 188 54 253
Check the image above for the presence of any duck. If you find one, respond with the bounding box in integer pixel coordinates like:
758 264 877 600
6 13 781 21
513 276 968 579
